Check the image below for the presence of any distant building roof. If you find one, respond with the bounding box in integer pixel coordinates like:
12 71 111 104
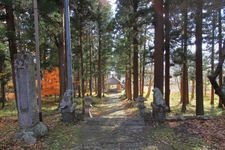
107 76 121 85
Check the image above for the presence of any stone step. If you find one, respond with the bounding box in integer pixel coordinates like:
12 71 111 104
73 142 159 150
85 117 145 126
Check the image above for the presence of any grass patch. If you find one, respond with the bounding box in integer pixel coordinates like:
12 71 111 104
144 90 223 117
146 125 206 150
44 121 81 150
0 102 17 117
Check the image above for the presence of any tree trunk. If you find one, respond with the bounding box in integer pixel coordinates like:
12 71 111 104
164 0 170 111
125 67 128 98
97 17 102 98
139 57 142 96
191 79 195 100
94 75 97 94
102 74 105 97
132 1 139 100
181 65 188 112
210 12 216 105
181 1 189 112
153 0 164 94
0 61 5 108
0 82 5 108
79 21 85 98
208 40 225 105
218 9 223 108
89 32 93 96
126 53 132 100
5 2 17 103
195 0 204 115
180 75 183 104
78 70 81 97
204 74 207 97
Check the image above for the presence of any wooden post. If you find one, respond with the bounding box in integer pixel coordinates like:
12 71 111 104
64 0 73 91
59 0 75 123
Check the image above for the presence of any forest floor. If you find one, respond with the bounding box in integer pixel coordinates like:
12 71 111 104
0 93 225 149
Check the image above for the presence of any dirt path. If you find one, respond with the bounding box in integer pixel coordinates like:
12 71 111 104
72 93 173 150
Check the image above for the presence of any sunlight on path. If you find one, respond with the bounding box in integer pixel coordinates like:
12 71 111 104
72 93 173 150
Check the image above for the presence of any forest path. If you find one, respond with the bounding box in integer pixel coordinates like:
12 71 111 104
72 93 173 150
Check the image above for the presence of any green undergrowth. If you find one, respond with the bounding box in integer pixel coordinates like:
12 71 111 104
44 121 81 150
145 91 224 117
0 102 17 117
0 95 104 117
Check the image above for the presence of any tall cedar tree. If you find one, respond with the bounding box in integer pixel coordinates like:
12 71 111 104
218 8 223 108
126 52 132 100
195 0 204 115
210 12 216 105
59 1 66 98
132 0 139 99
181 0 189 112
88 29 93 96
97 3 102 98
5 1 17 104
153 0 164 93
164 0 170 111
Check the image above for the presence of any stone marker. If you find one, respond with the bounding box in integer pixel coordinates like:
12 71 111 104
84 96 93 118
136 96 146 117
151 88 168 122
14 52 47 144
59 89 75 122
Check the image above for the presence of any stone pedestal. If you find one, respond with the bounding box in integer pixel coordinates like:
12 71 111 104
151 88 168 123
60 90 75 122
136 96 146 117
14 52 47 144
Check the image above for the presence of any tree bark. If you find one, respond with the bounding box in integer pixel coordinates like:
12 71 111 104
79 20 85 98
218 9 223 108
0 61 5 108
102 74 105 97
210 12 216 105
97 13 102 98
164 0 170 111
77 70 81 97
191 79 195 100
140 43 146 96
89 31 93 96
181 1 189 112
5 2 17 104
94 75 97 94
126 53 132 100
208 40 225 106
195 0 204 115
153 0 164 94
139 56 142 96
132 1 139 100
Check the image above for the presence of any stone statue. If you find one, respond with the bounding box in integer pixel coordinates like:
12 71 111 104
136 96 146 118
151 88 168 122
84 96 93 118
